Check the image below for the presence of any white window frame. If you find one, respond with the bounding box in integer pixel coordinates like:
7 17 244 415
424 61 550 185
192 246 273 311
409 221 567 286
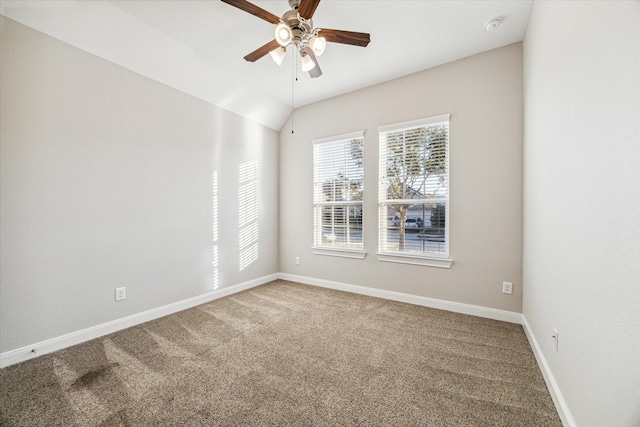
377 114 452 268
312 131 366 259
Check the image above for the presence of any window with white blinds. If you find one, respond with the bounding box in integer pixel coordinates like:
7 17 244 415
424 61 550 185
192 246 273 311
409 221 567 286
378 114 450 261
313 131 364 253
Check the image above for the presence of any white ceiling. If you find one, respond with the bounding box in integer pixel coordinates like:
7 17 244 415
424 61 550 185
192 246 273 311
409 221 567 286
0 0 532 131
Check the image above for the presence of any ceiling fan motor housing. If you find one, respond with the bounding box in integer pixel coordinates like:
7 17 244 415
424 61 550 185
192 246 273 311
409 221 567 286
282 9 312 34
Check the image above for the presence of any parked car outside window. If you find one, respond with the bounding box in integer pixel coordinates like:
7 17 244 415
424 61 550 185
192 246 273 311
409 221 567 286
404 217 423 230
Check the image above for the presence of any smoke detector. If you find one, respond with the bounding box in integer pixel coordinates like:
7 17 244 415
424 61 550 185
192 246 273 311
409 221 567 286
485 18 502 31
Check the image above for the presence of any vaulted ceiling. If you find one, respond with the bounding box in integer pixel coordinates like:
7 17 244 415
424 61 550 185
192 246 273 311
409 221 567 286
1 0 532 131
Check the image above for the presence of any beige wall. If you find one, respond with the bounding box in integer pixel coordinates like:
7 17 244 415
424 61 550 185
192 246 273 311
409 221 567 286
523 2 640 425
279 43 524 313
0 17 279 353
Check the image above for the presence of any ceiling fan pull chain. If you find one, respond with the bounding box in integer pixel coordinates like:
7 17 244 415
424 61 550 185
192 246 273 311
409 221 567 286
291 52 296 134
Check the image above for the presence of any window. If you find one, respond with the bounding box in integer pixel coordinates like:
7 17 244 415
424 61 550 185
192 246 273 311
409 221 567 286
378 114 451 267
313 131 365 258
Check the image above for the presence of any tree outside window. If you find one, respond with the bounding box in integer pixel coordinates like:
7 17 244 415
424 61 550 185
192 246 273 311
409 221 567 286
379 115 449 257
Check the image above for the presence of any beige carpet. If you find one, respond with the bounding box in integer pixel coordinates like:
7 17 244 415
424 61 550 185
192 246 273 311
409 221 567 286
0 280 561 426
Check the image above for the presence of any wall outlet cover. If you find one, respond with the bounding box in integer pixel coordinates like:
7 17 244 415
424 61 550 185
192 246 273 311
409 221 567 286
502 281 513 294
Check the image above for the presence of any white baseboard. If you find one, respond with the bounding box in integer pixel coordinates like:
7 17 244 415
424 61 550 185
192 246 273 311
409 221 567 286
0 272 522 369
521 316 576 427
278 273 523 324
2 272 574 426
0 273 278 369
3 272 573 426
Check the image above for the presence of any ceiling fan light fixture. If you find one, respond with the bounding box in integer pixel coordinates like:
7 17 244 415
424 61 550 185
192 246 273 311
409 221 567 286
275 22 292 46
269 46 286 66
221 0 370 76
309 36 326 56
300 51 316 72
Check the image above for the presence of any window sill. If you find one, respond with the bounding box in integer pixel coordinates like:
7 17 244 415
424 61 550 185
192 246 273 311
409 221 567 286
377 252 453 269
312 247 367 260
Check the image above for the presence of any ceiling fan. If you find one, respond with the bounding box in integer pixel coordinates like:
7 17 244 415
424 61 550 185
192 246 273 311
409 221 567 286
221 0 370 78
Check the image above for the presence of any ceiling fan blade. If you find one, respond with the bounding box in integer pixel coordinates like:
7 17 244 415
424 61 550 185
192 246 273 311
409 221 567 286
221 0 280 24
319 29 370 47
297 0 321 19
244 39 281 62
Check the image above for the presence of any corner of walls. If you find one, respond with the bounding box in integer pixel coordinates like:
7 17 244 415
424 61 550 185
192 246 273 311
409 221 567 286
521 315 576 427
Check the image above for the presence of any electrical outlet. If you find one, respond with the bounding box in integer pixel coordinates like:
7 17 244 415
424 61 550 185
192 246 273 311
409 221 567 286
502 281 513 294
115 287 126 301
295 256 300 265
552 328 559 353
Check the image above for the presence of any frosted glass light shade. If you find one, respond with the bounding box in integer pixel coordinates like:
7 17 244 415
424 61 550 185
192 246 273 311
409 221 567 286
309 36 326 56
269 47 286 66
275 23 292 46
300 52 316 72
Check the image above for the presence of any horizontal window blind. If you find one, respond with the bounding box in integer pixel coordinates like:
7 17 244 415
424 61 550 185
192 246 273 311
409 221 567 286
378 115 450 258
313 132 364 250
